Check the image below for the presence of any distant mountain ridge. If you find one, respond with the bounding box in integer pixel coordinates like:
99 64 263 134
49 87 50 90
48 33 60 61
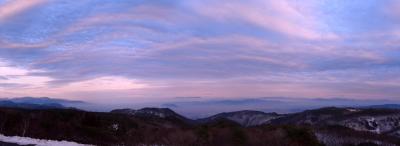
0 100 65 109
362 104 400 109
3 97 85 104
0 97 86 110
159 98 400 118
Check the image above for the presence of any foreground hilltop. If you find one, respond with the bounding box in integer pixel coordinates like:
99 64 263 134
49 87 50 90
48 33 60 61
0 105 399 146
111 107 194 124
0 107 321 146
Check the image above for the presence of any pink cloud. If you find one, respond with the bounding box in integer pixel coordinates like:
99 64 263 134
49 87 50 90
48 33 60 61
0 0 47 22
188 0 338 40
0 38 53 49
383 0 400 18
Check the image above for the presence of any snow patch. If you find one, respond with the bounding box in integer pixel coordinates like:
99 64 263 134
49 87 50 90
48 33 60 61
346 108 360 112
0 134 94 146
112 124 119 131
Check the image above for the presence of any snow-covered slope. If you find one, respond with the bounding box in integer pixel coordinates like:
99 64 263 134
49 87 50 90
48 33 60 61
271 107 400 137
339 114 400 135
0 134 93 146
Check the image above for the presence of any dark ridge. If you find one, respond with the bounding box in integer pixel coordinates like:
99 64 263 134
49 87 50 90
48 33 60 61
0 106 399 146
0 107 324 146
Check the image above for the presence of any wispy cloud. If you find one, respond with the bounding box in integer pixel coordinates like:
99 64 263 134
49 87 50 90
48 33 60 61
0 0 399 101
188 0 338 40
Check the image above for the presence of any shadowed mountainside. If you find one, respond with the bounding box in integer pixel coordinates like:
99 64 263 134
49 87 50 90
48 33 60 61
196 110 280 127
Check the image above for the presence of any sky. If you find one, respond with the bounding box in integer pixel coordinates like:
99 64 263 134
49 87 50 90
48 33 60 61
0 0 400 104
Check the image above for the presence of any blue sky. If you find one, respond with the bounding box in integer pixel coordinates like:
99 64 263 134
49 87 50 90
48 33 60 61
0 0 400 103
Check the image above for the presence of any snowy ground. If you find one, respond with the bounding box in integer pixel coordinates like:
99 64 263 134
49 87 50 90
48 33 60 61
0 134 94 146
